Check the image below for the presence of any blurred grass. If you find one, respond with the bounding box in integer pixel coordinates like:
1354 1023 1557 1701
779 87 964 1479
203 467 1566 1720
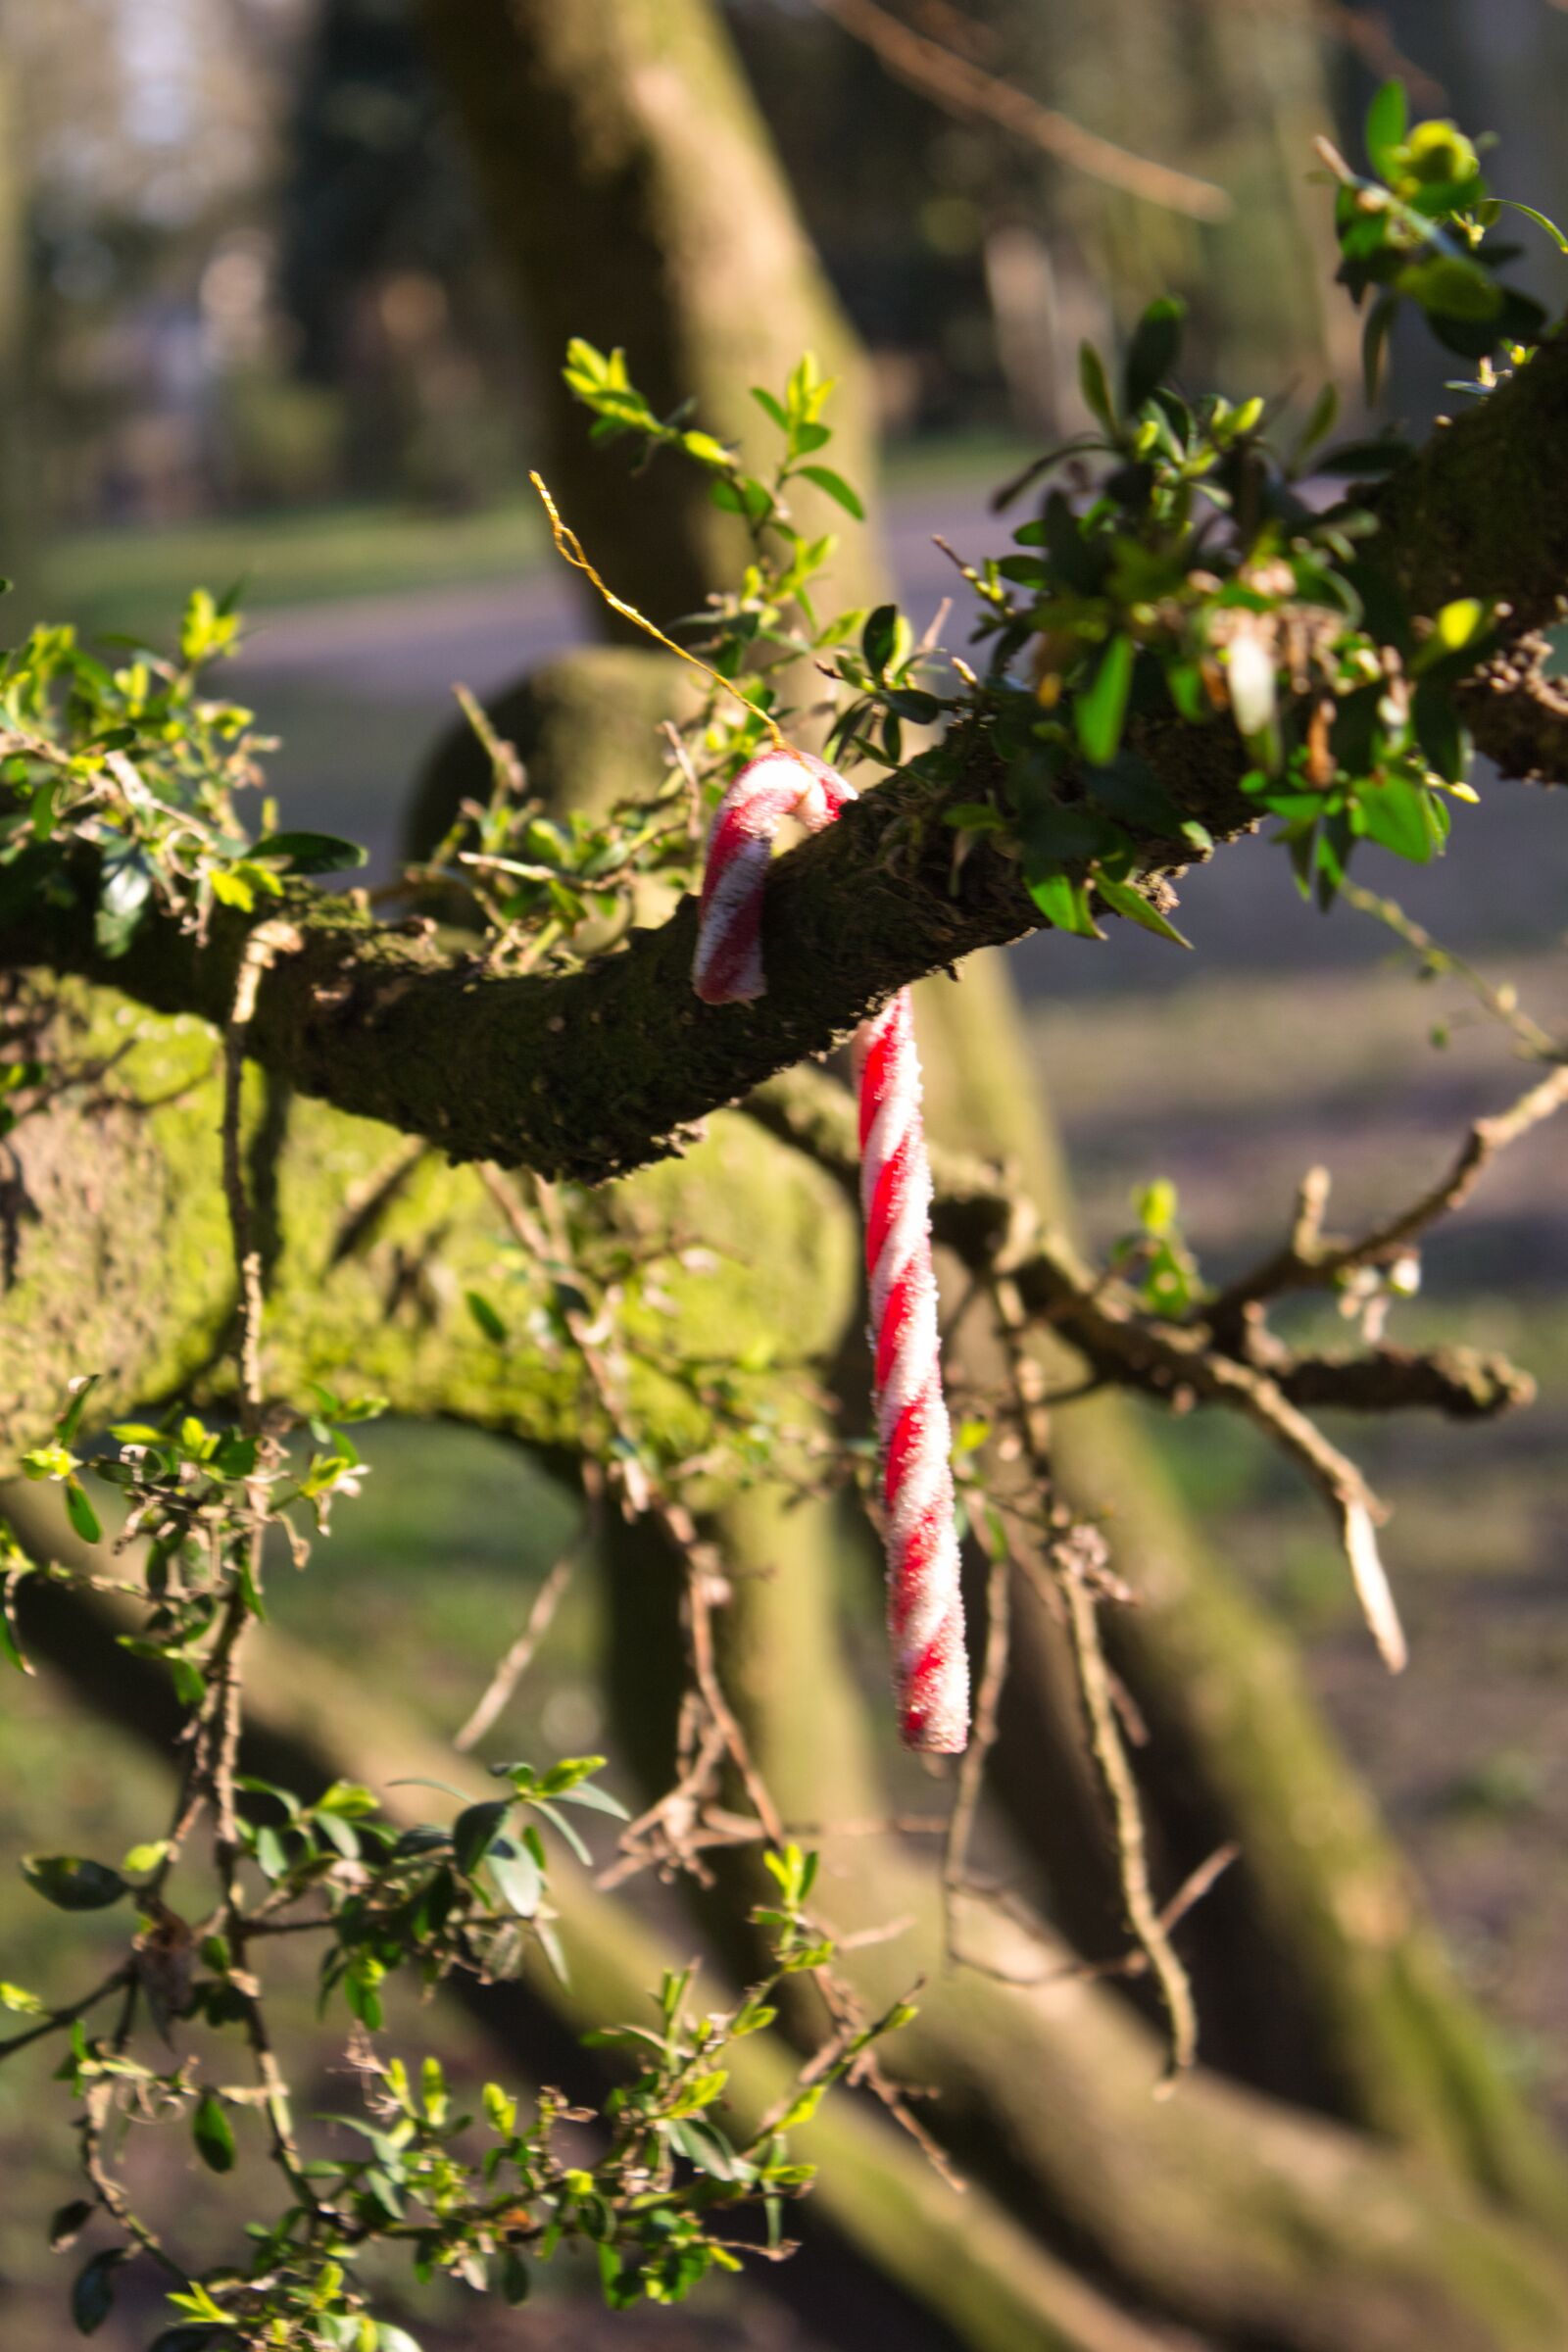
36 431 1034 647
41 497 550 645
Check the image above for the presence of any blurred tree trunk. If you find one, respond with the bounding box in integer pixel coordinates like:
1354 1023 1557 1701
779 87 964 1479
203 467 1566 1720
0 32 37 609
412 0 886 631
1005 0 1357 406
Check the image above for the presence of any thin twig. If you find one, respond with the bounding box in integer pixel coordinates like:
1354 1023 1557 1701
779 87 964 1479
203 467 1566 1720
942 1547 1010 1944
1052 1533 1198 2088
1209 1058 1568 1326
1200 0 1444 104
1341 878 1560 1061
0 1964 129 2060
477 1162 785 1844
989 1271 1198 2082
454 1529 586 1752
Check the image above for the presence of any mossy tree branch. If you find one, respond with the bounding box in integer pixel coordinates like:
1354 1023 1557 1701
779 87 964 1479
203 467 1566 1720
7 336 1568 1186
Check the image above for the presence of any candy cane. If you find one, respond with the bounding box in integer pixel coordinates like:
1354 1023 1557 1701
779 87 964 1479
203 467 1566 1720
693 749 971 1753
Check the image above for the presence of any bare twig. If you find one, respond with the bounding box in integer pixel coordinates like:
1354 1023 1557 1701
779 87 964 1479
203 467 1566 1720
1199 0 1444 105
0 1963 129 2060
942 1545 1011 1939
1209 1059 1568 1324
476 1162 785 1845
1341 879 1560 1061
454 1527 587 1751
1050 1530 1198 2087
987 1264 1200 2082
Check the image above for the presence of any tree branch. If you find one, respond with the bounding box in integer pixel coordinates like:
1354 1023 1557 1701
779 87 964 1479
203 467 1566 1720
5 334 1567 1183
747 1065 1536 1425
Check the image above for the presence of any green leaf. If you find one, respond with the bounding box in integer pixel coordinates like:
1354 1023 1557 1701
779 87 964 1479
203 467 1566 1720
1094 874 1192 947
453 1800 511 1876
487 1840 543 1918
534 1916 570 1985
1078 340 1114 430
500 2249 531 2305
72 2249 124 2335
58 1376 102 1446
192 2090 236 2174
1296 381 1339 461
122 1840 172 1876
774 2081 828 2132
1365 79 1407 181
666 2068 728 2119
64 1481 102 1546
1075 635 1135 768
750 387 789 430
1396 255 1503 323
49 2200 96 2252
250 831 368 873
1495 197 1568 256
668 2116 753 2181
1412 681 1467 782
525 1797 591 1866
1361 293 1398 405
94 842 153 959
679 429 732 469
795 465 863 520
860 604 899 676
0 1570 31 1676
1122 297 1185 411
1355 778 1437 862
554 1779 631 1821
23 1854 129 1911
1025 864 1100 939
1413 596 1493 670
465 1291 507 1345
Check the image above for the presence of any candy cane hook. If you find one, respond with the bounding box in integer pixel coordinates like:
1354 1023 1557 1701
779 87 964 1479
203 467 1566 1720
694 749 971 1753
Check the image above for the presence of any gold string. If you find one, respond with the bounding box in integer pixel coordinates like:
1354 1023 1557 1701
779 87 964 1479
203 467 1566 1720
528 471 786 751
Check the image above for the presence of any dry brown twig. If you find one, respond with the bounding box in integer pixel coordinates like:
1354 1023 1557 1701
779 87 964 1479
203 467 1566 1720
991 1272 1200 2081
454 1510 590 1751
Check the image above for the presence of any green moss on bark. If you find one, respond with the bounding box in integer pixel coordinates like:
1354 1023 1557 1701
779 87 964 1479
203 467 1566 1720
0 985 855 1470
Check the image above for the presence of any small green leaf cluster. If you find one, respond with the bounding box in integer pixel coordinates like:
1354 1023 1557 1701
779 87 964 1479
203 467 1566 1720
416 685 701 969
931 262 1504 924
37 1838 905 2348
1326 80 1558 399
1109 1180 1204 1318
0 593 366 961
563 343 872 756
468 1188 811 1504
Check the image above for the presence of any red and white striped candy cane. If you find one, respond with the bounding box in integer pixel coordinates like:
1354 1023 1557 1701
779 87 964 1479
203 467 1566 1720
693 748 971 1753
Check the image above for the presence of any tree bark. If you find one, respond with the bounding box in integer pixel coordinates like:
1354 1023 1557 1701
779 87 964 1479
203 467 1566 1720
0 983 856 1467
